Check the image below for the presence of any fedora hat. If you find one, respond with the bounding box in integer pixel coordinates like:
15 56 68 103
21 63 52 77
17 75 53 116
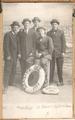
50 19 60 25
37 26 46 31
32 17 41 22
10 21 20 27
22 18 31 25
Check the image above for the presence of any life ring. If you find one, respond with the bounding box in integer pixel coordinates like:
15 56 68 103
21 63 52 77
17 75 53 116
42 85 59 95
23 65 45 94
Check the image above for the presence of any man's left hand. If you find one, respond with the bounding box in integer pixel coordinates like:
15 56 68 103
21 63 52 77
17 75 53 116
26 57 34 63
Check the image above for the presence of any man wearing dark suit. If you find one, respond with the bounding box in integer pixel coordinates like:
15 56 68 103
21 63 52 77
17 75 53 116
3 21 20 93
30 17 41 42
29 17 41 61
18 18 36 78
30 17 41 32
47 19 66 86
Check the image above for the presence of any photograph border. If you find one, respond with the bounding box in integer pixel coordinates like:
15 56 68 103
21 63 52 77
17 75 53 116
0 1 75 119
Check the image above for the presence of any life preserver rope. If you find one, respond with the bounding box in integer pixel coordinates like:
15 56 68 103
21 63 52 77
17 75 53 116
23 65 45 93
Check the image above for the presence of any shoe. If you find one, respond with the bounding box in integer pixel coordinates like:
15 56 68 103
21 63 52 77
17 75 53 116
57 82 64 86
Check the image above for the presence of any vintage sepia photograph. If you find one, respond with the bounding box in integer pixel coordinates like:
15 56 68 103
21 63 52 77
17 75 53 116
2 3 73 119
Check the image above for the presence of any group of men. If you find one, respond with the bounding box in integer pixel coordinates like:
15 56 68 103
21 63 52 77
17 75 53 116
3 17 66 94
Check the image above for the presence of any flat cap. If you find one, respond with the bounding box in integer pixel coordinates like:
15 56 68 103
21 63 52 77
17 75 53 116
32 17 41 22
50 19 60 25
10 21 20 27
22 18 31 25
37 27 46 31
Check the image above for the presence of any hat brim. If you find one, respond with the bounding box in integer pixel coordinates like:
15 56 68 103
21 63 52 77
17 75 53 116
10 24 20 27
32 19 41 23
50 21 59 25
22 20 31 25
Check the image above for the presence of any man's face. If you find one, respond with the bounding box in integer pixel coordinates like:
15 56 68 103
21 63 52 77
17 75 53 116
24 21 30 29
12 25 19 34
52 23 59 30
38 29 45 37
34 21 39 28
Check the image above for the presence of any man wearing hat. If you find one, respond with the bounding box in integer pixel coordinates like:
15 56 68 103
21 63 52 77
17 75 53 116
18 18 36 78
28 17 41 60
35 27 54 88
3 21 20 93
47 19 66 86
31 17 41 38
31 17 41 32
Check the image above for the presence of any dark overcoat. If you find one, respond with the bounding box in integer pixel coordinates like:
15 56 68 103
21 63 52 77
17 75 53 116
18 28 39 60
3 31 19 87
47 29 66 58
3 31 19 60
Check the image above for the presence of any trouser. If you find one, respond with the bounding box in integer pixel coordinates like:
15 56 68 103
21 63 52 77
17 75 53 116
35 57 50 87
3 59 17 90
20 59 26 79
20 58 34 79
50 56 64 83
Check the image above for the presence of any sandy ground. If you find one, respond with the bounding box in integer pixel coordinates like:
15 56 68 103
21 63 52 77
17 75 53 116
3 52 72 103
3 49 73 118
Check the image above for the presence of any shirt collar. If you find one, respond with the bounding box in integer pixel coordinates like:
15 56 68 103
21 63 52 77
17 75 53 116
52 28 58 32
24 29 29 33
33 26 38 31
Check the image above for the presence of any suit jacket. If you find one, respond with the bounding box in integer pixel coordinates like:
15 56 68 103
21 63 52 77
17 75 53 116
36 35 54 57
29 27 36 33
18 29 39 60
47 29 66 58
3 31 19 60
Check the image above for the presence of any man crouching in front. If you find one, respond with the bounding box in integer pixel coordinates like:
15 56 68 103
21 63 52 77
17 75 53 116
35 27 54 89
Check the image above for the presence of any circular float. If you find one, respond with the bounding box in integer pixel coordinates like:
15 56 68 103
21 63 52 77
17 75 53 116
42 85 59 95
23 65 45 94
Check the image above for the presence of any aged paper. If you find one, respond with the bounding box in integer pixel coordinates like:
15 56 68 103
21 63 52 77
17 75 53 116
0 2 75 119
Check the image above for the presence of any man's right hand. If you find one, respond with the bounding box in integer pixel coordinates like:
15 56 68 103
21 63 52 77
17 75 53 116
36 51 42 58
45 55 52 60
